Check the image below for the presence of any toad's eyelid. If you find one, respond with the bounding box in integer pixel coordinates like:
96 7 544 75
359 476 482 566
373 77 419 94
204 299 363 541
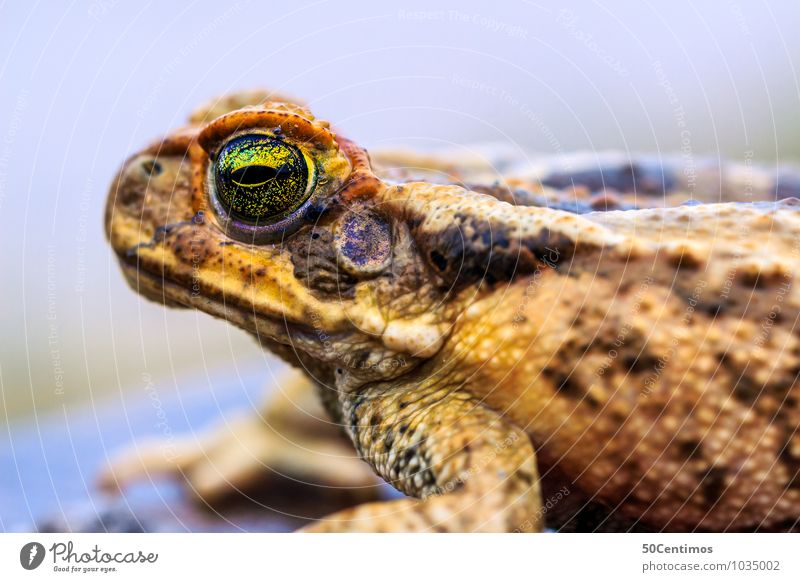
225 144 291 170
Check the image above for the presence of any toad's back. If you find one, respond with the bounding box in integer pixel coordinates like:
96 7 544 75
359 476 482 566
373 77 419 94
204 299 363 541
436 199 800 530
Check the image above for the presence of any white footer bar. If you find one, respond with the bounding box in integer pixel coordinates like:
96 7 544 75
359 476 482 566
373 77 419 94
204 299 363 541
1 533 796 581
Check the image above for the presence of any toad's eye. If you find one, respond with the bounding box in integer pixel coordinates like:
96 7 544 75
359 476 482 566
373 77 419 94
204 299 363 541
214 134 315 223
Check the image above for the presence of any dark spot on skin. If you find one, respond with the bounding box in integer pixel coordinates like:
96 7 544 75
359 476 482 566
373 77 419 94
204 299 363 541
429 250 448 272
669 252 702 270
584 393 601 408
550 372 594 406
420 468 438 489
352 352 370 369
397 423 409 435
699 466 728 504
739 271 765 289
677 439 703 461
701 303 724 317
617 280 634 294
369 412 383 427
515 469 535 485
384 429 395 451
622 355 638 372
609 409 629 423
623 353 659 374
730 376 765 406
494 234 510 248
402 445 418 464
778 435 800 489
398 401 408 409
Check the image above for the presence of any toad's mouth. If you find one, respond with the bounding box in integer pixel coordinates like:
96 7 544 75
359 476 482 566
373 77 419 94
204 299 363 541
117 257 315 346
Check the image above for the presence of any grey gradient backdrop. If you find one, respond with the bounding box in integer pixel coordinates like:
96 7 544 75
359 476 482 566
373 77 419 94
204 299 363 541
1 0 799 421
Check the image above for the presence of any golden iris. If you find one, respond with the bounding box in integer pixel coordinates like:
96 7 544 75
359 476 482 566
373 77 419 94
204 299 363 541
214 134 314 222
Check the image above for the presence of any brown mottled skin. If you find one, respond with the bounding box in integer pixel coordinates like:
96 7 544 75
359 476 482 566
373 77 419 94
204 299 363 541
102 90 800 532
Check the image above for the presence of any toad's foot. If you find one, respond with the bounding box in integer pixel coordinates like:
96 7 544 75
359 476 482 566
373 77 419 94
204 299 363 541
98 371 381 505
302 383 542 532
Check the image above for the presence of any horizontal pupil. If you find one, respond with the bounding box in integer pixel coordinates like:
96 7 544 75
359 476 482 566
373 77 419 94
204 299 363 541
230 164 291 187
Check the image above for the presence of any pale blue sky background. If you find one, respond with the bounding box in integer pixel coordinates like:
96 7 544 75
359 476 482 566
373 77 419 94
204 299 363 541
1 0 799 420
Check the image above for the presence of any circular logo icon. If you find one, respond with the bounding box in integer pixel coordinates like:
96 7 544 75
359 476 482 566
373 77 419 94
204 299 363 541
20 542 46 570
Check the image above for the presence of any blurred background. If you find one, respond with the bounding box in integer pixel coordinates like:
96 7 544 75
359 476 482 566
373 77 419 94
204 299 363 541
0 0 799 529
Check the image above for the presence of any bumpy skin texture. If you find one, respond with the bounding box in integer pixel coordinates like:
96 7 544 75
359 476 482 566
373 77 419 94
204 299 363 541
104 90 800 532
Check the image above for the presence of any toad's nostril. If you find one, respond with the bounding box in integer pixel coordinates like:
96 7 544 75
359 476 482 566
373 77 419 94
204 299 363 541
141 159 162 176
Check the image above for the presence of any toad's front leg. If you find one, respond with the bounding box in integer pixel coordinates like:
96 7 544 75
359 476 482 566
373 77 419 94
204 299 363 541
303 383 542 532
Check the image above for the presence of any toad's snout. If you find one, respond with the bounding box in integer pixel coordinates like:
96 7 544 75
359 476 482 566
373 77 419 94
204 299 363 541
105 152 195 258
